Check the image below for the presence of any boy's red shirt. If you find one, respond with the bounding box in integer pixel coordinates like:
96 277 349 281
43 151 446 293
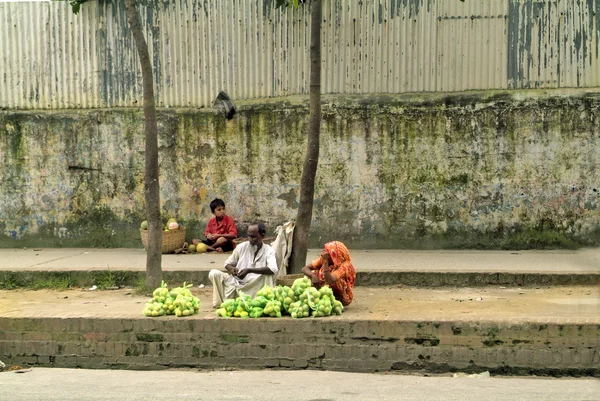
204 215 237 239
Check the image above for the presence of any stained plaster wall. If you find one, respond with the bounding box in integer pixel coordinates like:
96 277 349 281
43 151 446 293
1 90 599 248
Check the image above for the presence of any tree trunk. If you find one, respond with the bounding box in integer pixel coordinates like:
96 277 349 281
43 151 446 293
289 0 322 274
124 0 162 289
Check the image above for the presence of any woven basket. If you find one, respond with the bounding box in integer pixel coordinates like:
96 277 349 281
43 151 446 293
276 273 304 287
140 227 186 254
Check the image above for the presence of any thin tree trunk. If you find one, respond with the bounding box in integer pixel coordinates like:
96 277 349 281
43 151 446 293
289 0 322 274
124 0 162 289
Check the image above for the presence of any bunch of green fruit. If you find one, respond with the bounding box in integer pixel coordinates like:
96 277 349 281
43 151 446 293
143 281 200 317
143 301 167 317
233 292 252 318
317 285 343 315
248 306 264 318
332 299 343 315
216 299 237 318
299 286 321 308
273 285 296 313
256 285 275 300
263 299 282 318
168 282 200 317
311 285 334 317
292 277 311 297
248 295 267 318
214 283 345 319
289 300 311 319
250 296 269 308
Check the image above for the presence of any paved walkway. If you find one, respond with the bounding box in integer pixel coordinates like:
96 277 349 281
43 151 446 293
6 369 600 401
1 248 599 273
1 285 598 323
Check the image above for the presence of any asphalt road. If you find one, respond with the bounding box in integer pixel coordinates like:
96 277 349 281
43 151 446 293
1 369 598 401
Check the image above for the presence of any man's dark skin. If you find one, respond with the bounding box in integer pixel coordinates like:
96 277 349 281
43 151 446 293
225 224 275 280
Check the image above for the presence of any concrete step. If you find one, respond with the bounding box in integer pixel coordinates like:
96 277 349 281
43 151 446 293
1 286 598 376
1 268 598 289
1 248 599 288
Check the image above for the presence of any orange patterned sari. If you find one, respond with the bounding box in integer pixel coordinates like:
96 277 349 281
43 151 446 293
310 241 356 306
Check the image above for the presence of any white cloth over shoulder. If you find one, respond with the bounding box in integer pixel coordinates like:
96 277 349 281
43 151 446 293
224 241 278 284
269 221 295 277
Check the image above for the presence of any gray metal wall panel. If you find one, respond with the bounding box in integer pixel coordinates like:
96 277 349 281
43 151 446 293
0 0 598 110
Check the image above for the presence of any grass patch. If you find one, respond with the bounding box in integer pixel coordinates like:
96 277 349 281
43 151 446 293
316 228 586 250
29 276 76 290
90 270 141 290
0 270 143 291
93 269 117 290
498 230 579 250
0 272 76 290
0 273 20 290
133 275 151 296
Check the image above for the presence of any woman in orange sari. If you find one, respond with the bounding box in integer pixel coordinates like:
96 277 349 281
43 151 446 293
301 241 356 306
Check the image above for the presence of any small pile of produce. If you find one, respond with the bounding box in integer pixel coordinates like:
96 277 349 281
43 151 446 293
143 281 200 318
215 278 344 319
140 217 182 233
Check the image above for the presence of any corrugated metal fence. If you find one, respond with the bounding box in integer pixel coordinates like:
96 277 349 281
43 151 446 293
1 0 599 109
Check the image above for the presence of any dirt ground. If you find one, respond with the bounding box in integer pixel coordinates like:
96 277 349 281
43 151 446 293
1 285 598 322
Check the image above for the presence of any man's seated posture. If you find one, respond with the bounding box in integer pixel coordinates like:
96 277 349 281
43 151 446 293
208 222 278 308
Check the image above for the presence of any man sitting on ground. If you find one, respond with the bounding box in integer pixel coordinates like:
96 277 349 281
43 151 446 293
208 222 278 308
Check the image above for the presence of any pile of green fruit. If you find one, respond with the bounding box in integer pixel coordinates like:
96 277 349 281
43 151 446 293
288 299 310 318
143 281 200 318
274 285 296 312
310 285 343 317
292 276 311 296
215 278 344 319
140 217 182 232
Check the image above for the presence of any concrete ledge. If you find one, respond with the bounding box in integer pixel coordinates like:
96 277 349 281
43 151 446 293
355 271 600 287
1 269 599 289
1 317 598 376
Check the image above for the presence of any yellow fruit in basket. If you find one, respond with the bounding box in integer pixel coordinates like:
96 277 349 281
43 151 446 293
196 243 208 253
188 244 197 253
140 221 148 230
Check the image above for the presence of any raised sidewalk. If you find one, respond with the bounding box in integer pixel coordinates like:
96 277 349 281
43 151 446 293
1 248 599 287
1 285 598 375
1 248 598 375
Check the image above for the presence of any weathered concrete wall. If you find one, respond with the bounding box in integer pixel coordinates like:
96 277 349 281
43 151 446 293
1 90 599 248
1 317 598 375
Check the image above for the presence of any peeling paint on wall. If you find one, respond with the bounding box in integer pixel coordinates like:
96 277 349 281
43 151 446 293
1 91 599 248
508 0 600 89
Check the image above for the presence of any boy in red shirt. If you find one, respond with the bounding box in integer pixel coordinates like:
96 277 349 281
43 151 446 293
195 198 237 252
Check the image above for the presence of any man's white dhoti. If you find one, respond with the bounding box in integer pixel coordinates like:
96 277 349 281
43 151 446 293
208 270 275 308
